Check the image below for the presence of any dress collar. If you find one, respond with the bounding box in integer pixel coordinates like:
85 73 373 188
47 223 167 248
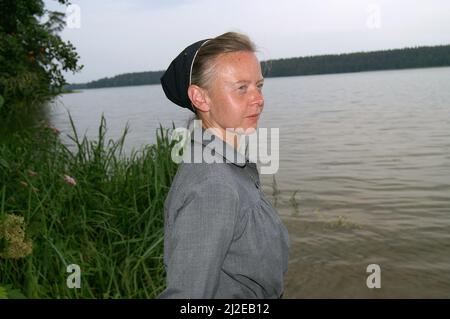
189 126 248 167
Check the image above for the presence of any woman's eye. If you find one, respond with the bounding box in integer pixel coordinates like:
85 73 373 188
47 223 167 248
238 85 247 91
257 84 264 90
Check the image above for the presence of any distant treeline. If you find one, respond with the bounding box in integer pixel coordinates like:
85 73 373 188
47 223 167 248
68 71 164 90
262 44 450 77
67 44 450 90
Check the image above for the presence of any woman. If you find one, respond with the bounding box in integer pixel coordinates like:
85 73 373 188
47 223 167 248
158 32 290 299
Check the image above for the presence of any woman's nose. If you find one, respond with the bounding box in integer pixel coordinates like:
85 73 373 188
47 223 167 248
251 88 264 107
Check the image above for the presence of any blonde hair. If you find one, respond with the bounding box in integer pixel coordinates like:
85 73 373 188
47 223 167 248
190 32 256 90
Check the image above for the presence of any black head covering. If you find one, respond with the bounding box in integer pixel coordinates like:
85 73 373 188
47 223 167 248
160 39 210 113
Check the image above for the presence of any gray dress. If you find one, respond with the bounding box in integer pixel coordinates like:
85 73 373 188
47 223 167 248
158 128 290 298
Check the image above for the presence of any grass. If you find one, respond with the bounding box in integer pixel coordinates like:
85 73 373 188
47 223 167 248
0 114 178 298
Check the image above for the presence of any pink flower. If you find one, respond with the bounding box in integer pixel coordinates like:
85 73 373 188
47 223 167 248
44 123 60 135
63 175 77 186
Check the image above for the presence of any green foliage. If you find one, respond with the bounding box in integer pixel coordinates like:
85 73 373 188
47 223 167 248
0 0 83 117
261 44 450 77
0 117 178 298
0 284 27 299
0 285 7 299
67 71 164 90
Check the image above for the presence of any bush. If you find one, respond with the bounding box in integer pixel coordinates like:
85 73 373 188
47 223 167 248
0 0 82 118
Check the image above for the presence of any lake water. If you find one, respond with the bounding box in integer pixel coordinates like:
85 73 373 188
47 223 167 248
49 67 450 298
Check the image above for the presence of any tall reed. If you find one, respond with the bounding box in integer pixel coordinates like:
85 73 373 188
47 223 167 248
0 115 178 298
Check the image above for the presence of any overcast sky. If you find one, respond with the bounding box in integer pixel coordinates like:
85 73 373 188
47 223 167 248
44 0 450 83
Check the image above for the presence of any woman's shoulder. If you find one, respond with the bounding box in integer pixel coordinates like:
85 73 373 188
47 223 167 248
175 162 238 188
165 162 241 212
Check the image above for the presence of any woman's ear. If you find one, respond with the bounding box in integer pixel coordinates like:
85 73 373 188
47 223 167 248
188 85 210 113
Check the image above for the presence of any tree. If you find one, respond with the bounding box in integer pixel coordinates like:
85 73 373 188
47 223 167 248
0 0 83 116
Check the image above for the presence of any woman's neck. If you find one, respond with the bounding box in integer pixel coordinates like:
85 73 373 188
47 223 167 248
202 125 240 150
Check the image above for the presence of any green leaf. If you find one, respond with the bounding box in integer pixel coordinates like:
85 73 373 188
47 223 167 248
0 158 9 170
0 286 8 299
0 285 27 299
0 237 8 252
6 286 27 299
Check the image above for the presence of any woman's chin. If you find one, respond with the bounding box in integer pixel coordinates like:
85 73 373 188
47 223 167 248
246 121 259 131
239 125 258 135
225 120 259 135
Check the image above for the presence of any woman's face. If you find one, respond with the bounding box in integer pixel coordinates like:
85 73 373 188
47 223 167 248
204 51 264 133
